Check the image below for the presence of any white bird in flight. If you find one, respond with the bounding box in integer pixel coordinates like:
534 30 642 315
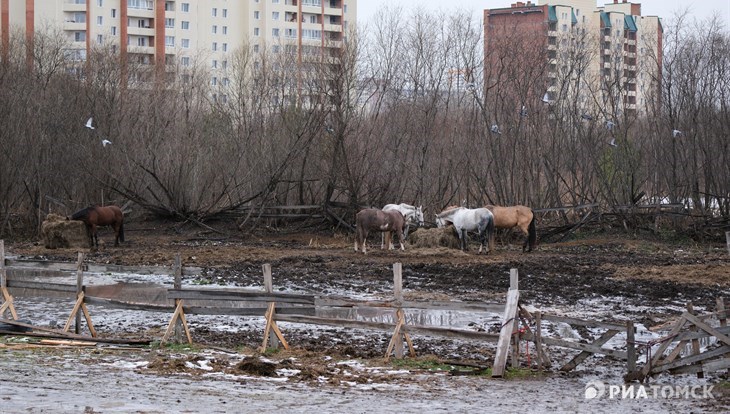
101 139 112 147
542 92 552 104
85 117 94 130
490 124 502 135
608 138 617 147
672 129 683 137
606 120 616 130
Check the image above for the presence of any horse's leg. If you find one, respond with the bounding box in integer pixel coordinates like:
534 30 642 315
91 224 98 249
380 233 385 250
460 228 467 251
385 231 392 250
398 227 405 251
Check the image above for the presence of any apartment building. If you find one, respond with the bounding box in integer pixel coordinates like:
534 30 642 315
484 0 662 117
0 0 356 84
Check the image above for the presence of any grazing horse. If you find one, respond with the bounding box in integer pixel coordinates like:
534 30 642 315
355 208 406 254
69 205 125 248
381 203 424 249
485 205 537 252
435 207 495 254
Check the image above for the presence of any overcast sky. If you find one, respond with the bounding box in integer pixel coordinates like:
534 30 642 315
356 0 730 26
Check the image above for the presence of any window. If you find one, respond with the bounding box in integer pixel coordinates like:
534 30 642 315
181 21 189 30
272 45 280 53
74 31 86 42
223 9 227 18
272 28 280 37
285 28 296 38
212 8 217 17
222 26 228 35
165 18 174 28
111 26 116 35
97 16 103 25
212 25 217 34
212 42 218 51
165 36 174 47
137 37 146 46
253 44 259 52
273 0 280 3
111 9 116 18
181 56 190 66
97 0 102 6
212 77 217 86
302 29 320 39
254 11 260 19
165 1 175 11
309 15 316 24
222 43 228 52
272 12 280 20
222 77 229 86
254 28 260 36
181 38 190 48
212 60 217 68
97 34 103 43
222 61 227 69
181 3 189 12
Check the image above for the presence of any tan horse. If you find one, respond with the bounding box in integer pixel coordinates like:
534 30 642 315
484 205 536 252
69 205 125 248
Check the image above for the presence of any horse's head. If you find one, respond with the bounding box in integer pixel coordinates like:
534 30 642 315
415 206 425 227
435 214 445 228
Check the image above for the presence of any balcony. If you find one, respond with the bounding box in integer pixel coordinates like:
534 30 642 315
64 21 86 31
127 26 155 36
127 8 155 19
127 45 155 55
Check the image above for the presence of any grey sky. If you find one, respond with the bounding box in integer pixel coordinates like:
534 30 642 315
356 0 730 26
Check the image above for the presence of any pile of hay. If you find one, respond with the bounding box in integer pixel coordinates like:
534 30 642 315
408 226 460 249
41 213 88 249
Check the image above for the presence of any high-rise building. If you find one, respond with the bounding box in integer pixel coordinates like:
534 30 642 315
484 0 662 118
0 0 356 81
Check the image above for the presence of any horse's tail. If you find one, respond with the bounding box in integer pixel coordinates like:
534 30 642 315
527 211 537 251
119 220 125 243
487 214 495 251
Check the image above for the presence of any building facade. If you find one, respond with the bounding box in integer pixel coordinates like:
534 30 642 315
484 0 662 118
0 0 356 82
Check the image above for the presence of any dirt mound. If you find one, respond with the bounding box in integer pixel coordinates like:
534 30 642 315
409 227 460 249
40 213 88 249
231 357 279 376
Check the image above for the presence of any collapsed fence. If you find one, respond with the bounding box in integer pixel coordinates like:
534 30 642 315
2 239 729 380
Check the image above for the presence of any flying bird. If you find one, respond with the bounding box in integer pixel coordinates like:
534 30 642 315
542 92 552 104
672 129 683 137
519 106 528 117
581 113 593 121
490 124 502 135
101 139 112 147
608 138 617 147
85 117 94 130
606 120 616 130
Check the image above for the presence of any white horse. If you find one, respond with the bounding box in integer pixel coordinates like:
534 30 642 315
381 203 424 249
435 207 495 254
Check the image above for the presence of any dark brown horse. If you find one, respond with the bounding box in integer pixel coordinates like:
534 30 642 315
69 205 125 248
485 205 536 252
354 209 406 254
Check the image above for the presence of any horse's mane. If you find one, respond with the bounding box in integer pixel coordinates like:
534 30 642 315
70 205 97 220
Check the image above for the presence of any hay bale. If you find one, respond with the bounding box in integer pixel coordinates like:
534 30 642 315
41 213 89 249
408 226 460 249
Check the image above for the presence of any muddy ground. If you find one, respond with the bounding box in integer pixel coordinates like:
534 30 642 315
3 219 730 412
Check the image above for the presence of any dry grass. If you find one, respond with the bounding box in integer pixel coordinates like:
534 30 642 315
408 227 460 249
41 213 88 249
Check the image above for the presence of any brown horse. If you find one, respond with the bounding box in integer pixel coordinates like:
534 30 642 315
69 205 125 248
485 205 536 252
354 209 406 254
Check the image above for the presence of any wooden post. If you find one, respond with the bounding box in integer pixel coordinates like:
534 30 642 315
173 253 182 343
0 240 18 320
717 297 728 376
75 252 84 334
535 312 543 372
262 263 279 349
687 302 704 379
493 269 520 377
627 320 636 373
393 263 403 358
726 232 730 255
509 269 520 369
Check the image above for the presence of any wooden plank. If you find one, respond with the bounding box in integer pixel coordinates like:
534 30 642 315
173 254 182 343
275 314 500 342
0 318 150 344
560 329 620 371
652 345 730 374
167 289 315 305
540 314 626 331
315 297 505 313
641 314 688 376
672 325 730 342
5 258 203 277
6 280 78 293
519 332 629 359
702 357 730 373
492 289 520 377
75 253 83 334
683 312 730 347
39 339 97 347
84 296 316 316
